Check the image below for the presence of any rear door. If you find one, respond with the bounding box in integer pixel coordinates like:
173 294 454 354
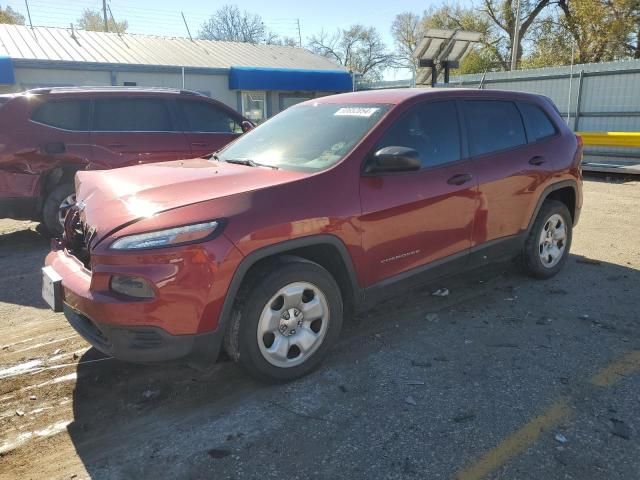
175 98 243 157
359 100 478 286
1 97 92 199
462 99 556 247
90 96 190 169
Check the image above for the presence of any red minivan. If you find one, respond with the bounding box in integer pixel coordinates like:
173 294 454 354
0 87 250 233
44 88 582 382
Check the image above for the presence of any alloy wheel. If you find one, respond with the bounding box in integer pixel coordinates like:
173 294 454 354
257 281 330 368
538 213 567 268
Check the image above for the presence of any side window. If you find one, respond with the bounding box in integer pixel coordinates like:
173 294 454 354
93 98 173 132
178 100 241 133
31 100 90 131
518 102 557 142
376 100 462 169
463 100 526 156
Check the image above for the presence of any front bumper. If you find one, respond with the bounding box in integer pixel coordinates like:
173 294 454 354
64 305 223 362
45 237 240 363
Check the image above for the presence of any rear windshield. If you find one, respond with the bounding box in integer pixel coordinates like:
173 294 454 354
217 103 390 173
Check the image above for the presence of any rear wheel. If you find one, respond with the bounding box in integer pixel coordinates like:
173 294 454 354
235 259 343 382
522 199 572 279
42 183 75 236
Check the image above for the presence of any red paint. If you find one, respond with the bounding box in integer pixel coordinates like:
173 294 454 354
0 88 246 218
45 88 582 345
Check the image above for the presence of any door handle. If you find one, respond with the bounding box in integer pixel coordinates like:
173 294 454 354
529 156 546 166
447 173 473 186
191 142 208 147
107 143 126 148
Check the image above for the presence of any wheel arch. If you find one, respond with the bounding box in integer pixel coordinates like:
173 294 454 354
219 235 363 335
526 180 579 235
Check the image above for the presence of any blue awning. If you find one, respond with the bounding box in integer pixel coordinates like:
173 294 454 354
229 67 352 92
0 57 15 85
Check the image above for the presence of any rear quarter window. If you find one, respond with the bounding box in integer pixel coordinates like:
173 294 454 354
30 99 91 131
463 100 527 157
518 101 557 142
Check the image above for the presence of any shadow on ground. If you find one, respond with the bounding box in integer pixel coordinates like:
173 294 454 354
66 254 640 479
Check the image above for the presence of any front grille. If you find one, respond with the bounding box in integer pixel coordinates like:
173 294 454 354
129 330 164 349
63 207 94 269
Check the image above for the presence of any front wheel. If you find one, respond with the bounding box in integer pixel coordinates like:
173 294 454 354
235 259 343 382
522 199 573 279
42 183 75 236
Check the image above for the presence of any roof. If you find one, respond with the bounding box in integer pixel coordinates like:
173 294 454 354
312 87 547 105
0 25 345 72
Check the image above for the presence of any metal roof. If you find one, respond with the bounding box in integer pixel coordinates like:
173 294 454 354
0 25 345 72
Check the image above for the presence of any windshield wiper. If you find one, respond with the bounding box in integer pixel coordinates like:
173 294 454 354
224 158 259 167
219 157 279 170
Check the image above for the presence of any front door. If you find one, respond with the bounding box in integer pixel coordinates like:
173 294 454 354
359 100 478 287
175 98 243 157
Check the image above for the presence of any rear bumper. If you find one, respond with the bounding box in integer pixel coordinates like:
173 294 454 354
0 196 39 220
64 305 223 362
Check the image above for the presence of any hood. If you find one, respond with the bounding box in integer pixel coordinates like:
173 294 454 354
75 158 305 243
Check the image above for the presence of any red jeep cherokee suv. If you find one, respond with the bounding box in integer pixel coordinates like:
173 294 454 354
0 87 249 234
43 88 582 382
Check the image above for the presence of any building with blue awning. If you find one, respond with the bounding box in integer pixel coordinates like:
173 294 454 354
0 25 353 121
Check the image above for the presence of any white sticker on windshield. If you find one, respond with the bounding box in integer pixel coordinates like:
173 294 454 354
334 107 380 118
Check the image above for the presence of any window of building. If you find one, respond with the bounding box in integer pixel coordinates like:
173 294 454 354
518 102 557 142
93 98 173 132
376 100 462 169
178 100 241 133
463 100 527 157
279 94 313 111
30 100 91 131
241 91 266 124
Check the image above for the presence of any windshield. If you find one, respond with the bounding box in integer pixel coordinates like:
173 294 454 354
217 103 390 173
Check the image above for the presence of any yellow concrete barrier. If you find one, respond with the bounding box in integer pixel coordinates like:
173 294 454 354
577 132 640 148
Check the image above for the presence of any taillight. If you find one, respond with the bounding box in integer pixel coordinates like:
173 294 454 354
576 135 583 147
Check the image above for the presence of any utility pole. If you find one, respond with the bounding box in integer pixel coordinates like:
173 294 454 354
510 0 521 71
181 12 193 41
24 0 34 31
102 0 109 32
296 18 302 47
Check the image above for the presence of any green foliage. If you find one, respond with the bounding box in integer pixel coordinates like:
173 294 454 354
0 5 25 25
76 8 128 33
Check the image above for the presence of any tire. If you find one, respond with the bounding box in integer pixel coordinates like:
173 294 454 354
522 199 573 279
42 183 75 236
235 258 343 383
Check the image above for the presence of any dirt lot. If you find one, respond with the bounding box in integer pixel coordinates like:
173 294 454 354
1 177 639 480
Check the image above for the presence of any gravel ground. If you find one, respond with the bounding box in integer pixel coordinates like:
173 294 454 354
0 177 639 480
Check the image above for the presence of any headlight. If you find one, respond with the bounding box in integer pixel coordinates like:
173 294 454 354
110 221 219 250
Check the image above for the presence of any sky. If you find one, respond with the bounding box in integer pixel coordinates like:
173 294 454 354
6 0 474 79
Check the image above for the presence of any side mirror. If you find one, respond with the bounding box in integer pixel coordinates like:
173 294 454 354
365 146 421 174
241 120 255 133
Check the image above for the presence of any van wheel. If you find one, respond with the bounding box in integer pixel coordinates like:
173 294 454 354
522 199 572 279
42 183 75 236
236 259 343 383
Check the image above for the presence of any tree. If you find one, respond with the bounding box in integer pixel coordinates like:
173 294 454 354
392 5 500 76
481 0 552 69
199 5 270 43
308 25 395 81
391 12 422 72
0 5 25 25
556 0 639 63
77 8 128 33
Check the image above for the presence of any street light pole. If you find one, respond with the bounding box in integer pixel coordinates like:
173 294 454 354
510 0 521 71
